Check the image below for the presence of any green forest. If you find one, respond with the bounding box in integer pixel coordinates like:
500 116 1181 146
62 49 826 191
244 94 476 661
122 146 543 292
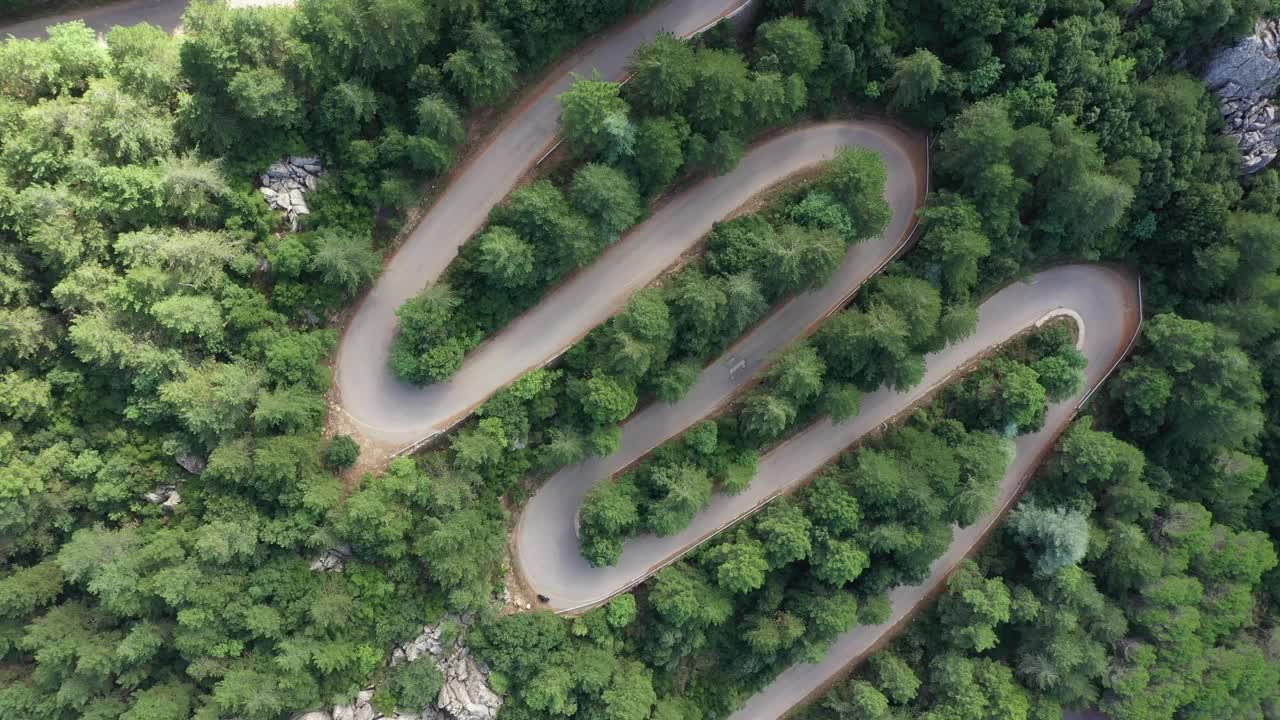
2 0 1280 719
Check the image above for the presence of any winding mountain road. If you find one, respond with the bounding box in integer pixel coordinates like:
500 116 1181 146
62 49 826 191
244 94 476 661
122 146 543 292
333 0 755 450
515 265 1140 617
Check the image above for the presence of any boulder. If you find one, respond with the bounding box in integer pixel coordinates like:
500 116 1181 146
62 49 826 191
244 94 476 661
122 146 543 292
310 544 352 573
437 649 501 720
257 156 325 229
385 619 502 720
175 453 206 475
143 484 177 505
161 490 182 514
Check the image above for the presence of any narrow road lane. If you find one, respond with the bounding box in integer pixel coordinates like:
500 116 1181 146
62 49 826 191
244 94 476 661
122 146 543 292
333 0 753 449
1 0 187 38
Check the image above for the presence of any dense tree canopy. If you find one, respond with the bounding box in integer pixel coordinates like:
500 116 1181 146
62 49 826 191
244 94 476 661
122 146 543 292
4 0 1280 718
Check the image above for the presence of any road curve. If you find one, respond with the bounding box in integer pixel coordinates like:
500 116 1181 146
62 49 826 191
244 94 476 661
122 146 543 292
726 266 1140 720
339 121 923 447
515 264 1140 614
1 0 188 39
334 0 753 449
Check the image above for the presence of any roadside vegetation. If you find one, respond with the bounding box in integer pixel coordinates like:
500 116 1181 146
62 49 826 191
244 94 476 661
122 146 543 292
389 22 820 384
578 321 1084 566
1 0 1279 719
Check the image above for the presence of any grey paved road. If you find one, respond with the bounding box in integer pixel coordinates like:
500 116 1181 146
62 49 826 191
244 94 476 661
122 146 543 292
333 0 754 450
1 0 186 38
515 265 1141 615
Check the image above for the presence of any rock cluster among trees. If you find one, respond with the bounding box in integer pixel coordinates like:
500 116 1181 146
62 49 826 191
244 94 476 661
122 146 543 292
259 156 324 229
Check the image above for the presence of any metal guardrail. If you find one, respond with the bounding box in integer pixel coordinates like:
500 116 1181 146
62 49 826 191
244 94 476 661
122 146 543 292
1076 273 1143 409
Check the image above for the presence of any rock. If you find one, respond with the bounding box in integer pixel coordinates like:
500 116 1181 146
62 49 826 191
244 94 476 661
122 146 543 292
1204 18 1280 173
143 484 176 505
292 712 333 720
257 155 325 228
437 651 501 720
175 453 206 475
161 490 182 514
310 544 352 573
1205 18 1280 98
384 619 503 720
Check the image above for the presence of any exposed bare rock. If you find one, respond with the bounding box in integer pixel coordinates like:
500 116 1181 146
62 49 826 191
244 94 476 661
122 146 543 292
1205 18 1280 98
329 618 499 720
1205 18 1280 173
258 156 325 229
175 453 206 475
385 619 502 720
142 484 177 505
310 544 352 573
437 648 501 720
332 690 377 720
161 490 182 514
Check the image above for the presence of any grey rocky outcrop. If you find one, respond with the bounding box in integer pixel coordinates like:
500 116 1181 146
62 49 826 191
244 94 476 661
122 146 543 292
331 618 500 720
392 621 502 720
1204 18 1280 173
259 156 324 230
310 543 352 573
175 453 206 475
142 484 181 513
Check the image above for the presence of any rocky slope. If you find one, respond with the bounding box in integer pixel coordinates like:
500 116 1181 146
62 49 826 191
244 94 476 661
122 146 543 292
1204 18 1280 173
298 618 502 720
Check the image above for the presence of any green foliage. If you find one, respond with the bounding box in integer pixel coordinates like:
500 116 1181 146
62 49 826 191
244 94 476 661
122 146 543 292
570 163 643 239
389 284 466 384
445 22 517 107
325 435 360 469
1006 501 1090 576
885 49 942 114
561 76 632 160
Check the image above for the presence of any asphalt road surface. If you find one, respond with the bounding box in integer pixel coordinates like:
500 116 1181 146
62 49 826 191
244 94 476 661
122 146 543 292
333 0 754 449
1 0 187 38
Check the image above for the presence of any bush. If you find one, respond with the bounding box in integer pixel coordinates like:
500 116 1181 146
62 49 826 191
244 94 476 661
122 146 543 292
386 657 444 713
